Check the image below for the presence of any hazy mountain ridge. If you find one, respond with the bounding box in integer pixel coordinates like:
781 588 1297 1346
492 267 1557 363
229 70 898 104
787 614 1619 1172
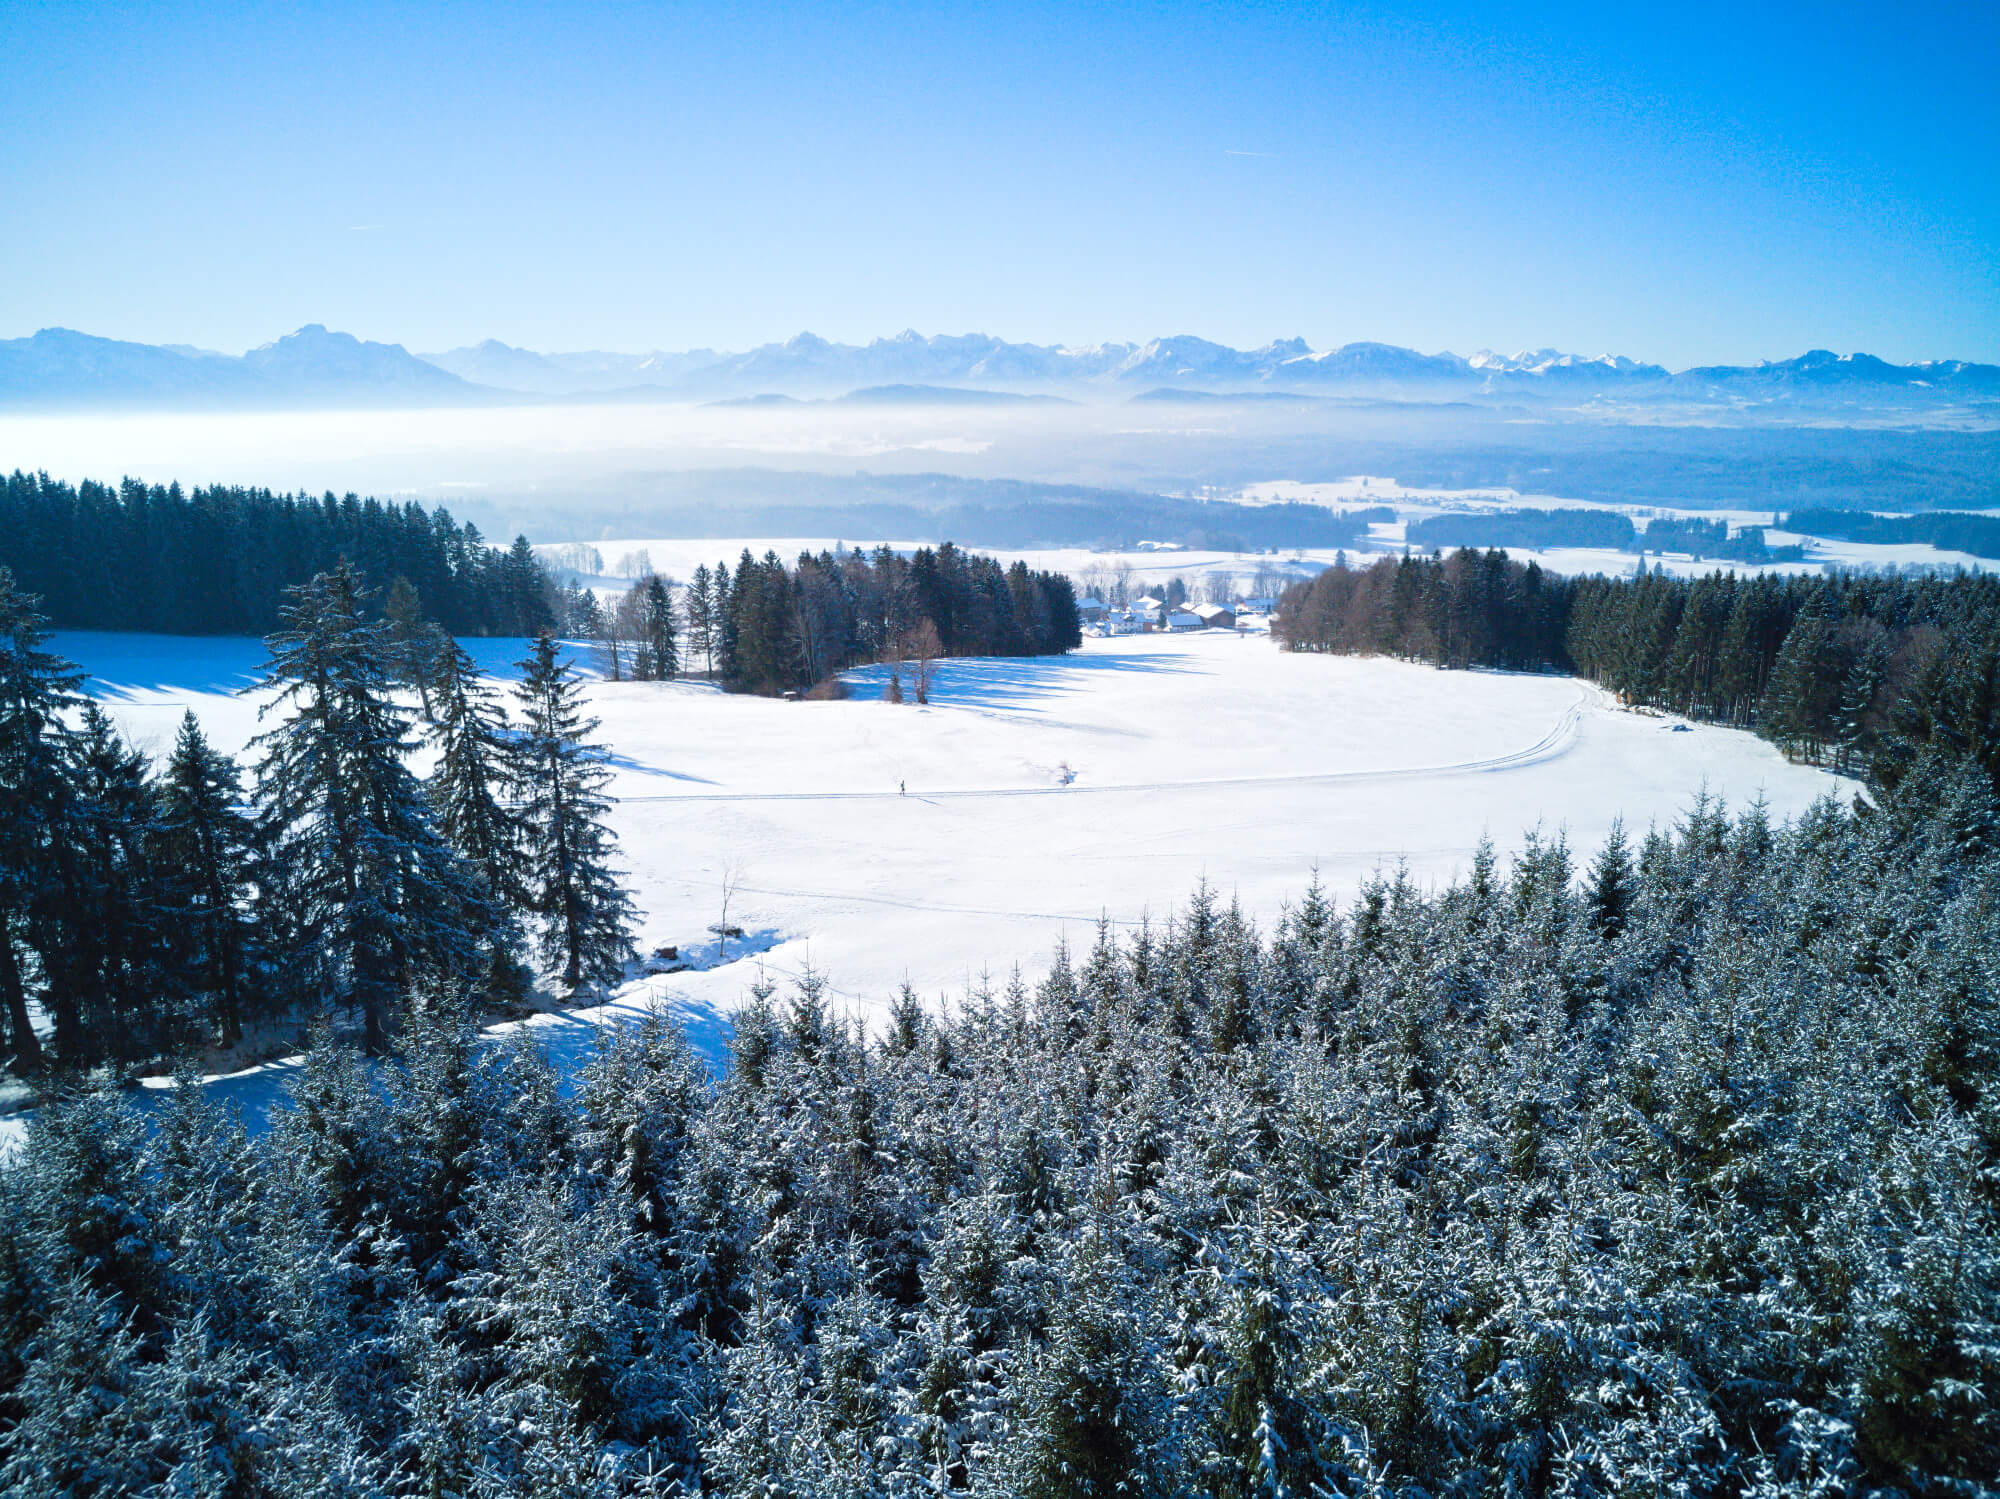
3 323 1996 410
0 324 488 409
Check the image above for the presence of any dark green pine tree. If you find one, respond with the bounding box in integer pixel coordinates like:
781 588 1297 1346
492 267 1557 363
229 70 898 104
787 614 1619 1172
0 569 83 1072
1759 610 1841 760
1585 816 1633 940
252 563 493 1053
686 563 716 677
512 633 636 990
155 711 262 1048
504 535 553 636
1836 633 1891 775
717 553 751 686
638 575 679 680
59 705 174 1066
425 637 530 1000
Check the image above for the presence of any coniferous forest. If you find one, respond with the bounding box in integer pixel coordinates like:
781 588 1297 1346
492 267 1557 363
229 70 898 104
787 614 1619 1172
3 759 1996 1493
0 564 631 1076
676 544 1083 696
0 471 556 636
0 470 1081 698
1276 549 2000 790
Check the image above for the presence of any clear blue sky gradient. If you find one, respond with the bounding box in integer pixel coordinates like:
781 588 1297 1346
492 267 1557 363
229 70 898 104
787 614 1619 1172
3 0 1995 366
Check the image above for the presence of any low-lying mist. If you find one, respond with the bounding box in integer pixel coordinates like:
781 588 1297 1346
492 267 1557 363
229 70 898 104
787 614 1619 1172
1 396 1993 547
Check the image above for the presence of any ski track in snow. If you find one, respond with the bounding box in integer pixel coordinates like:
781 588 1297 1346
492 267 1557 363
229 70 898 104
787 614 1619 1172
613 686 1591 805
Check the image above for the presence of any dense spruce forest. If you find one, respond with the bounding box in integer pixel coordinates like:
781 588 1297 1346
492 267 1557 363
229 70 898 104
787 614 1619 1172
0 471 557 636
1405 507 1639 553
4 763 1996 1493
1277 549 2000 789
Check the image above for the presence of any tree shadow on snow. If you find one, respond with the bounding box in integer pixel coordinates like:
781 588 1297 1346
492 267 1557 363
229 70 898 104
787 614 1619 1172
54 632 273 701
55 632 573 701
602 752 719 785
844 646 1202 715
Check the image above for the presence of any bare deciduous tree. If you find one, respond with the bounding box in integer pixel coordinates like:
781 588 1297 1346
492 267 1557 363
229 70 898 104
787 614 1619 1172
900 619 943 705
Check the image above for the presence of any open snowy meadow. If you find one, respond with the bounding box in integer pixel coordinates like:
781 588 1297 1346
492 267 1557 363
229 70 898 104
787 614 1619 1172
25 624 1855 1131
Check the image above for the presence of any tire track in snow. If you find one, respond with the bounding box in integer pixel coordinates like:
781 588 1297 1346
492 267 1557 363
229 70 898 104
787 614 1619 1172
611 685 1595 807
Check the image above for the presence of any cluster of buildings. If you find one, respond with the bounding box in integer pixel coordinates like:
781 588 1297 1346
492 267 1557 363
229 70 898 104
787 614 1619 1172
1077 596 1275 635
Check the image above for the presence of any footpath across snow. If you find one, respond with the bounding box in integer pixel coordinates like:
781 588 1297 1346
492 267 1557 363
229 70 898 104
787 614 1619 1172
5 627 1853 1144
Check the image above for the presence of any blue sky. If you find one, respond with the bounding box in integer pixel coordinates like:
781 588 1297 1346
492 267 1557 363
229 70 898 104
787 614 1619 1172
3 0 1995 366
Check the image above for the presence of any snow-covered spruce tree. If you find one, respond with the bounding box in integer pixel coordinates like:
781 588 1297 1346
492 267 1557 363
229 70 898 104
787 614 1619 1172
2 753 1998 1493
155 709 263 1047
426 635 531 1001
252 563 496 1052
983 1228 1180 1498
512 632 636 990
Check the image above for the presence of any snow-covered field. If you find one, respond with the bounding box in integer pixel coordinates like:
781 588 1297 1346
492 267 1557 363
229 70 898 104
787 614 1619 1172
0 625 1857 1148
65 624 1851 1026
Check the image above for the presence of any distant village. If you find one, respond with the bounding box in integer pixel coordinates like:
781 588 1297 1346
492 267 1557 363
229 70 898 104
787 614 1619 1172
1076 591 1277 636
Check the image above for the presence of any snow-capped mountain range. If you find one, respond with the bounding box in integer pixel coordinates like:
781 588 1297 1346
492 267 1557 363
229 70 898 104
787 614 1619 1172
1 324 1995 410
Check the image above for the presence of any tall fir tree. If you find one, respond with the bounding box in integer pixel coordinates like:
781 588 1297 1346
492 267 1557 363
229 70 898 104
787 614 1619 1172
252 563 493 1052
155 711 262 1047
0 569 82 1071
425 637 531 1001
59 705 172 1066
503 534 553 636
637 575 680 681
512 633 637 990
687 563 716 677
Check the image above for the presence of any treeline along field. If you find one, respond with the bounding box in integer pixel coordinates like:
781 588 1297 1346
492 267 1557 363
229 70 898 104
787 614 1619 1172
1277 548 2000 788
1404 507 1801 563
1784 506 2000 561
0 471 557 636
0 472 1081 700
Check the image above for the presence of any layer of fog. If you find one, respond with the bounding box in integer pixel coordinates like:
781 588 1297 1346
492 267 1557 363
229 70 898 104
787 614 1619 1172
2 397 1993 535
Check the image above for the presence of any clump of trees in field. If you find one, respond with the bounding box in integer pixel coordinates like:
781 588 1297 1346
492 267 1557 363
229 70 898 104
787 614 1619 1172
0 563 633 1075
613 543 1080 697
1277 549 2000 786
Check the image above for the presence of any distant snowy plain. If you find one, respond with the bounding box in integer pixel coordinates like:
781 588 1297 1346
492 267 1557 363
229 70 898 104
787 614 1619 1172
22 627 1852 1137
